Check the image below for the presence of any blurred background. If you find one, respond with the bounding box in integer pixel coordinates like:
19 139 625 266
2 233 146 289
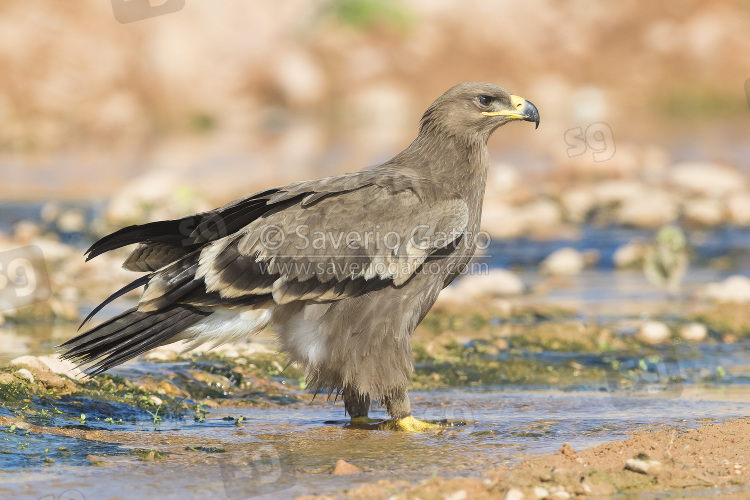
3 4 750 497
1 0 750 356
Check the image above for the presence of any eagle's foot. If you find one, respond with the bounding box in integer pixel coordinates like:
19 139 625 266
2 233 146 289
377 415 467 432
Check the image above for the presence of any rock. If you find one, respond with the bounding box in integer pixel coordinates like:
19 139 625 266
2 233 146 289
519 199 563 234
450 269 525 298
680 323 708 342
487 163 522 197
625 457 662 475
332 459 362 475
56 208 87 233
560 187 596 223
503 488 525 500
706 275 750 303
669 162 746 197
540 247 585 276
443 491 468 500
637 321 671 344
548 491 570 500
32 237 75 262
9 354 83 379
613 240 649 268
683 197 724 226
14 368 34 383
593 180 645 206
481 201 525 238
273 49 326 107
105 169 212 226
13 220 43 244
617 190 678 228
727 192 750 225
531 487 549 500
0 373 15 384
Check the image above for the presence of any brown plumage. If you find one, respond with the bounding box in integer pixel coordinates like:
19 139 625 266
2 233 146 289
60 82 539 423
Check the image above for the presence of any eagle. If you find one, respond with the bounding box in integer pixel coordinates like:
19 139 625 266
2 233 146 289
60 82 539 431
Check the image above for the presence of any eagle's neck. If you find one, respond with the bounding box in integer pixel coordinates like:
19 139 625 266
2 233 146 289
385 130 489 230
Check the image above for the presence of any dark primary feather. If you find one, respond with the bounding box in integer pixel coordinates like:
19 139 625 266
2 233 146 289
61 305 210 375
78 274 152 330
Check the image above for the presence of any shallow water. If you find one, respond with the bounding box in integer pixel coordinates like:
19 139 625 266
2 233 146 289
2 224 750 498
2 384 750 500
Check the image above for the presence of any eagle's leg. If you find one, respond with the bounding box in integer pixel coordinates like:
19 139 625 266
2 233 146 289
378 388 469 432
344 387 372 420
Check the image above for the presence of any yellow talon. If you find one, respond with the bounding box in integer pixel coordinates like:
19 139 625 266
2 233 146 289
377 415 468 432
328 415 469 431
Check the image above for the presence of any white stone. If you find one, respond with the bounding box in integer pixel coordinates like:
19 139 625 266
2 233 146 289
503 488 525 500
481 201 525 238
625 458 662 475
10 355 83 379
519 199 563 233
273 49 326 106
14 368 34 383
541 247 585 276
637 321 671 344
706 275 750 303
488 163 521 195
531 486 549 500
617 190 678 228
560 187 596 223
669 162 746 197
680 323 708 342
683 197 724 226
727 192 750 225
443 490 467 500
613 241 649 268
450 269 525 298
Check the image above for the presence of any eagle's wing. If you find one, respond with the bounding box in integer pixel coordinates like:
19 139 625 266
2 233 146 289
136 172 469 311
198 183 467 305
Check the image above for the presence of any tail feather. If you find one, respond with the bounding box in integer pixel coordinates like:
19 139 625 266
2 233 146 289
78 274 152 330
59 305 210 375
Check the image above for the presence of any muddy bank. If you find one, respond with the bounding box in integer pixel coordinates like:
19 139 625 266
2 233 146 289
330 417 750 499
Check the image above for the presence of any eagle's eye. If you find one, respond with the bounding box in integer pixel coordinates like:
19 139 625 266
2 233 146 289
477 95 493 107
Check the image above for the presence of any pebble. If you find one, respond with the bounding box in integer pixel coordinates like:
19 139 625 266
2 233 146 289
531 486 549 499
625 458 662 475
680 323 708 342
669 162 745 197
637 321 671 344
503 488 525 500
549 491 571 500
9 355 83 379
453 269 525 297
14 368 34 383
332 459 362 475
443 491 467 500
705 275 750 303
540 247 585 276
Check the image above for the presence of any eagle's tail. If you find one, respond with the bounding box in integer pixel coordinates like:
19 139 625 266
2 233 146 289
58 305 211 375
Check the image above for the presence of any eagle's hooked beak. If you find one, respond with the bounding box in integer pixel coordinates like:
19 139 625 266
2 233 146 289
482 95 540 129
